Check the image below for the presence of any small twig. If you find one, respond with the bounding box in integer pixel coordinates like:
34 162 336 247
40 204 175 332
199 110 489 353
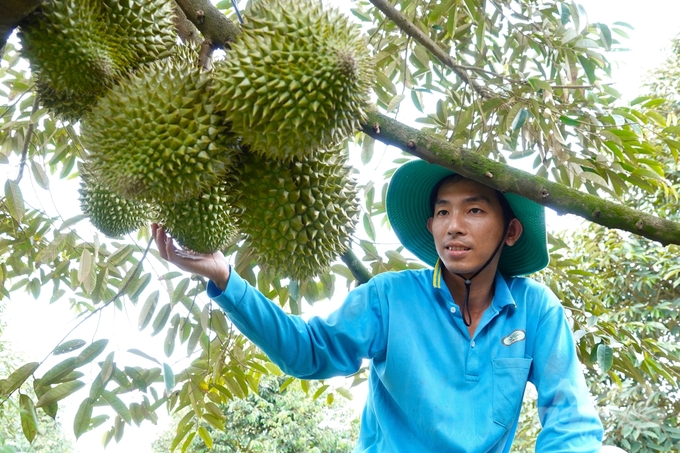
14 96 40 184
198 39 214 71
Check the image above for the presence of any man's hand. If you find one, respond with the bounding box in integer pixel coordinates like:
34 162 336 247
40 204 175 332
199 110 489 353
152 223 231 291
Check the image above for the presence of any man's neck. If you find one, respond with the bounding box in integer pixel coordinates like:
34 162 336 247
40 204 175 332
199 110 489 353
441 266 496 336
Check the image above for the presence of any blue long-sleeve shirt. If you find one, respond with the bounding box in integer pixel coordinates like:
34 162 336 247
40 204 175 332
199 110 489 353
207 267 603 452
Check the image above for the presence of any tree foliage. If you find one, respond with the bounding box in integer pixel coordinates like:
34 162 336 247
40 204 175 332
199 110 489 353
152 375 359 453
0 0 679 450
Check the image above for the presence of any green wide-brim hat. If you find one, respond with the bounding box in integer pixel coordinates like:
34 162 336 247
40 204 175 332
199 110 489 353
385 160 549 277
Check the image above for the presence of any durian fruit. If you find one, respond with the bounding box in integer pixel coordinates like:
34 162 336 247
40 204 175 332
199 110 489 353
79 172 152 238
228 147 360 281
18 0 175 120
214 0 373 161
157 183 238 254
81 48 242 204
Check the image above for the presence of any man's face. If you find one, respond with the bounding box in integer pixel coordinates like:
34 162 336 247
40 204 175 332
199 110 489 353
427 178 514 278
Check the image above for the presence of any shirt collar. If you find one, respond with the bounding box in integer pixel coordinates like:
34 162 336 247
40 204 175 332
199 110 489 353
432 259 517 310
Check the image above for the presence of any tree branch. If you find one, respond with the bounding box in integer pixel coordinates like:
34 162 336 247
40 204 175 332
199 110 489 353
368 0 494 99
361 109 680 246
174 0 241 49
172 0 202 45
0 0 43 59
340 249 373 285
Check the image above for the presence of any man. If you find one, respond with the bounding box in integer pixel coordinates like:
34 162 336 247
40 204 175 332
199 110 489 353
153 159 604 452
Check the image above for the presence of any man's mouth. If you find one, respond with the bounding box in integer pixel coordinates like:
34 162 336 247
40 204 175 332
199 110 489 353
446 246 470 251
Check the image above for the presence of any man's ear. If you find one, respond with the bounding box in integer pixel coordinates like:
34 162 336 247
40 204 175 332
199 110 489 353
505 218 523 246
427 217 433 234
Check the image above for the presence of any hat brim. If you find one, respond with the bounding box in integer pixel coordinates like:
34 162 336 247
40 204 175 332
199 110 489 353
385 160 548 277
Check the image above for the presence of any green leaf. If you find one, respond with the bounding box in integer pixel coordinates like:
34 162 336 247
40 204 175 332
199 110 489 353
197 426 213 449
386 94 405 113
54 339 87 355
597 344 613 373
152 303 172 336
4 179 25 223
2 362 39 396
75 339 108 366
138 290 159 330
125 272 151 302
127 348 160 365
361 134 375 165
101 391 132 424
30 160 49 190
40 358 78 386
19 394 39 443
73 399 93 439
100 351 115 382
163 363 175 393
171 278 190 305
36 380 85 407
77 248 93 284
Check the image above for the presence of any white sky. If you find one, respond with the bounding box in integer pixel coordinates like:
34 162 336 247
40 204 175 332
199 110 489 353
2 1 680 452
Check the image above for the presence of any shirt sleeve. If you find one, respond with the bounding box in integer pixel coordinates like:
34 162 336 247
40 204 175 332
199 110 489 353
207 269 388 380
529 302 604 453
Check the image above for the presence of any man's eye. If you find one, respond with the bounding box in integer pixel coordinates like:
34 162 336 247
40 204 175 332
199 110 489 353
470 208 482 214
437 209 448 216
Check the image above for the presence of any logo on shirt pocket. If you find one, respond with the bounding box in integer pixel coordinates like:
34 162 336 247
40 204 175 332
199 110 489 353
501 329 526 346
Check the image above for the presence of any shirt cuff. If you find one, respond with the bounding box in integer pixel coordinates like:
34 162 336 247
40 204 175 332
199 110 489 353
206 267 248 312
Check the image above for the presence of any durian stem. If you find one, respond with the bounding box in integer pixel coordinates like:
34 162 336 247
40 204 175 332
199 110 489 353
198 39 214 70
173 0 202 45
367 0 494 99
174 0 241 49
361 109 680 246
0 0 43 59
341 249 373 285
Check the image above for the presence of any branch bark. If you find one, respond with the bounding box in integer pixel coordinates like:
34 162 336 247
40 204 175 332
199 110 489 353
174 0 241 49
361 109 680 246
341 250 373 285
0 0 43 59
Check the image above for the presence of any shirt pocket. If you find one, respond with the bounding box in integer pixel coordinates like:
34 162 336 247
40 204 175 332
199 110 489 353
492 357 533 428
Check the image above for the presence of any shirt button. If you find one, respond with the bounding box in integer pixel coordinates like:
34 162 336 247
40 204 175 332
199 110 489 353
450 306 456 313
471 341 476 348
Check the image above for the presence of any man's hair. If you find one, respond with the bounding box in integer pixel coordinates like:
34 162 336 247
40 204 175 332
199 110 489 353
429 174 516 227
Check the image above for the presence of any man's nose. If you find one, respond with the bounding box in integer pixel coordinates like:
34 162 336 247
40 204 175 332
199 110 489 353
446 211 466 235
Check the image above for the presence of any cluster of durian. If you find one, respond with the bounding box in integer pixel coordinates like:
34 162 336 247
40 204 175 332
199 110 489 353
74 0 371 280
18 0 176 121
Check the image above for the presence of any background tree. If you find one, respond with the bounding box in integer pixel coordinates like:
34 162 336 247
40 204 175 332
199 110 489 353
0 303 74 453
0 0 679 450
152 375 359 453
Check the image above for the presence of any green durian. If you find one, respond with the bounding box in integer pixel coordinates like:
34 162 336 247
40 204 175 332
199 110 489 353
158 183 238 254
214 0 373 161
82 48 242 204
228 147 360 281
79 174 152 238
18 0 175 119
